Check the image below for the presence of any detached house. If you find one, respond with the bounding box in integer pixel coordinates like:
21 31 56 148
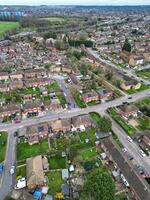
72 115 92 129
120 80 141 91
120 105 139 118
26 155 45 190
49 119 71 133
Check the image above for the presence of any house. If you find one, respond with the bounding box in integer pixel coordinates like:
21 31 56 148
101 139 150 200
10 71 23 80
120 105 139 118
0 105 20 118
0 72 9 81
72 115 92 129
9 81 23 90
44 102 62 111
26 123 49 145
120 80 141 91
97 89 113 100
23 94 33 103
81 91 99 103
50 119 71 133
24 68 47 79
23 103 41 116
0 83 9 92
26 155 45 190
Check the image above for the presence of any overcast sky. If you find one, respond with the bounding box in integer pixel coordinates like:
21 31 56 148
0 0 150 6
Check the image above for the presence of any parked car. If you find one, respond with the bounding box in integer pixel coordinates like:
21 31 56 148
127 136 133 143
139 149 146 157
10 166 15 175
14 177 26 190
0 164 4 174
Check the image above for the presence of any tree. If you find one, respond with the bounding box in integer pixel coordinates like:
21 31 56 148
98 116 112 132
122 38 131 52
84 169 115 200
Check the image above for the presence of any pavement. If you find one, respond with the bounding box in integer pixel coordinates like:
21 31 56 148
0 55 150 199
49 74 77 108
86 48 150 86
0 129 17 200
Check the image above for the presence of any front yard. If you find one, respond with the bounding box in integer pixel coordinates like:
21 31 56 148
125 83 149 95
0 131 7 162
73 90 86 108
107 107 136 135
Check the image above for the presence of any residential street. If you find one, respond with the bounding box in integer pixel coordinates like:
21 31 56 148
0 129 17 200
0 56 150 199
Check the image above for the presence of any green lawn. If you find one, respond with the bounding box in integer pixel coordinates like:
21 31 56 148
48 155 66 169
47 82 60 92
73 91 86 108
17 138 49 161
40 17 67 22
90 112 101 123
108 108 136 135
16 165 26 178
137 116 150 131
136 69 150 80
47 171 65 195
0 21 19 36
0 132 7 163
125 83 149 95
80 147 97 160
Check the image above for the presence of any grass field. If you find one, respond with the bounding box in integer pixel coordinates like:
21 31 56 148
0 21 19 35
40 17 67 22
0 132 7 162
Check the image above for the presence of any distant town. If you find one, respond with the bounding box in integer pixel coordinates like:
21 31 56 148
0 4 150 200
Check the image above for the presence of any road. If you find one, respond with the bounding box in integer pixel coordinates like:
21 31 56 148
49 74 77 108
0 69 150 198
0 129 17 200
86 48 150 85
111 118 150 176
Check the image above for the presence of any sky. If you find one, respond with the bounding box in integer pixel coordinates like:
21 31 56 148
0 0 150 6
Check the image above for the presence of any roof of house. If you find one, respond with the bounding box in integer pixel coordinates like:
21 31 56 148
97 89 112 96
121 105 138 113
72 115 91 127
26 155 45 189
102 139 150 200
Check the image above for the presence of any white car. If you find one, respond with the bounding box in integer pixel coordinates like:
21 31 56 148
14 177 26 190
127 136 133 143
139 150 146 157
122 148 127 153
10 166 15 175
